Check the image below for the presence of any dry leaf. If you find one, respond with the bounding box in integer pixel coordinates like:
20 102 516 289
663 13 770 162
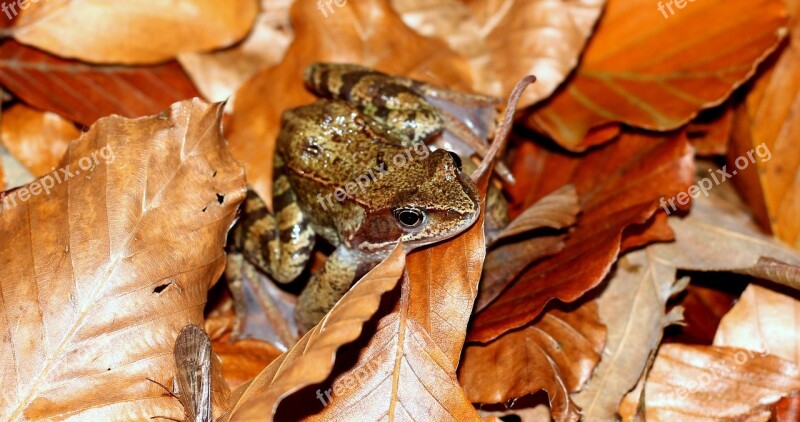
686 106 734 156
460 301 605 421
178 0 294 104
714 284 800 363
11 0 258 64
571 248 687 421
476 184 580 312
392 0 606 106
228 0 473 204
525 0 788 149
619 345 800 421
226 244 406 419
0 103 78 177
469 132 694 343
0 40 202 127
0 99 246 419
730 0 800 249
649 182 800 290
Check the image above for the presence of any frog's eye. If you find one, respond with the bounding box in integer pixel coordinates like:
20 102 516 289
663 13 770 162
447 151 462 171
393 208 425 229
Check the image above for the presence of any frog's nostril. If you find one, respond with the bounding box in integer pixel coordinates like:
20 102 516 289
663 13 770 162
447 151 462 171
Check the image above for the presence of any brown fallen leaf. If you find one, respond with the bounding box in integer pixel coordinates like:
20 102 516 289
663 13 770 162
571 248 687 421
0 40 202 127
714 284 800 363
619 345 800 421
730 0 800 249
178 0 295 104
669 283 741 345
0 99 246 419
225 244 407 419
469 131 694 343
524 0 788 149
476 184 580 312
228 0 474 204
0 103 78 177
10 0 258 64
392 0 606 107
459 301 605 421
649 182 800 290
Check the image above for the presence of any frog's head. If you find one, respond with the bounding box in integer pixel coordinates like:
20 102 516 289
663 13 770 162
353 149 481 253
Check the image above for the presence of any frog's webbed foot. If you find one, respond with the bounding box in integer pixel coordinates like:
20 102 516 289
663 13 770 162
234 188 315 284
295 246 375 331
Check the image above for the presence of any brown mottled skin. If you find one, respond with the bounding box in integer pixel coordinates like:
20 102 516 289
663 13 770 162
228 63 503 331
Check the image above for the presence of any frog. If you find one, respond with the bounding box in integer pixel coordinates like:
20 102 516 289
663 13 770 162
227 65 494 331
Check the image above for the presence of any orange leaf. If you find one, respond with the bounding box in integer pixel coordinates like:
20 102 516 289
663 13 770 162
11 0 258 64
0 103 78 177
525 0 788 150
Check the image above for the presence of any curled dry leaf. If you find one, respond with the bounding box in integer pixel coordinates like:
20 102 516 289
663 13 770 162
228 0 473 204
525 0 789 150
618 345 800 421
11 0 258 64
459 301 605 422
0 103 78 177
476 184 580 312
571 248 688 421
226 244 406 419
730 0 800 249
0 40 202 127
0 99 246 420
392 0 606 107
469 132 694 343
178 0 295 104
714 284 800 363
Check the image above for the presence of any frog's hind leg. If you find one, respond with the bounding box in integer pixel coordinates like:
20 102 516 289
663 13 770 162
234 180 315 285
295 246 378 331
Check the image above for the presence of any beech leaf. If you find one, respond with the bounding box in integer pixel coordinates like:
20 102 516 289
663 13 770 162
0 99 246 420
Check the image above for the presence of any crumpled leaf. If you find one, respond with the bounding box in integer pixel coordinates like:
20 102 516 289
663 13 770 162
730 0 800 249
0 103 78 177
525 0 788 150
228 0 473 204
469 132 694 342
0 40 202 127
619 345 800 421
571 248 688 421
178 0 294 104
459 301 605 422
225 244 407 419
10 0 259 64
714 284 800 363
392 0 606 107
0 99 246 420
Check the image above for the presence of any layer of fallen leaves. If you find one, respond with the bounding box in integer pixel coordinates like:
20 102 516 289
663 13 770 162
2 0 800 421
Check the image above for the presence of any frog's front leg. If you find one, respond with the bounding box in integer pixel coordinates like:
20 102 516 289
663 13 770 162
295 246 382 330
